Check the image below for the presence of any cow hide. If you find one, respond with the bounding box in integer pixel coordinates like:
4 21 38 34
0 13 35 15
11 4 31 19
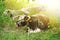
16 14 49 34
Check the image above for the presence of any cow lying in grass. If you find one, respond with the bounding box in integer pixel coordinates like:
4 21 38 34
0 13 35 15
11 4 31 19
16 14 49 34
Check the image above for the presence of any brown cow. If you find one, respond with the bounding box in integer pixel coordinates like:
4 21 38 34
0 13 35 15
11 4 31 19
16 14 49 33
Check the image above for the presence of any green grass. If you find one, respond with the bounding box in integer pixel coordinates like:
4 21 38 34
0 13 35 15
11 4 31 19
0 31 28 40
29 29 60 40
0 27 60 40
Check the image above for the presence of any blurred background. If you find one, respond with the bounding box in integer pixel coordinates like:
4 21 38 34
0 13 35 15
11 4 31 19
0 0 60 40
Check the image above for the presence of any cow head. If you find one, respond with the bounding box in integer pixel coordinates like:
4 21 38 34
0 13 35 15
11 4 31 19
16 14 30 27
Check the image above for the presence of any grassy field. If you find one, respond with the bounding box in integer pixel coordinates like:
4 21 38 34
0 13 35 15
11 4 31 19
0 0 60 40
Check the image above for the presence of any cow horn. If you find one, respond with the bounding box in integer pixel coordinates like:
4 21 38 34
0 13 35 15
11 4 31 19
26 16 30 21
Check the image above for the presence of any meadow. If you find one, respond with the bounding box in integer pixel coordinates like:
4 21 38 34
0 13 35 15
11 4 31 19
0 0 60 40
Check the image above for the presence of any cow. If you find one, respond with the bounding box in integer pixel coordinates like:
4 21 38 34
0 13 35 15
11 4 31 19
16 14 49 34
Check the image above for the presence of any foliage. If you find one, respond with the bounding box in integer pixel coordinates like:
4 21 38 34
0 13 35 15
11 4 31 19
0 1 15 29
4 0 29 10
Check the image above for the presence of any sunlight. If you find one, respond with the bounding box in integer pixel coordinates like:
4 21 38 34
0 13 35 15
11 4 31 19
16 0 20 2
32 0 60 18
34 0 59 9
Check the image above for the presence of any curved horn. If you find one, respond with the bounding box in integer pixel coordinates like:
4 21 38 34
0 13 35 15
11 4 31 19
26 16 31 21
